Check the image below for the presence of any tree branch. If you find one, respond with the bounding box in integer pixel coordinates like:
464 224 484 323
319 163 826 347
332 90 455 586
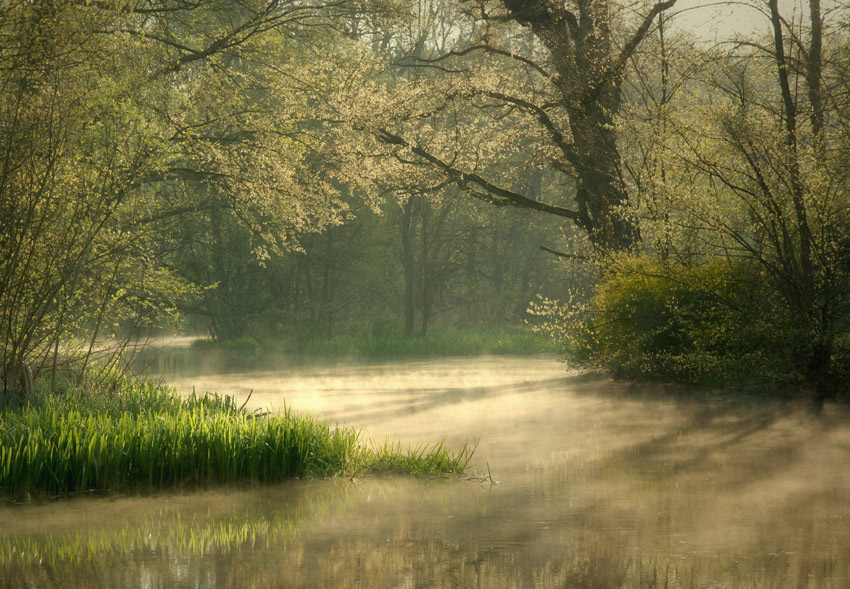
376 128 580 221
399 44 554 81
539 245 588 260
475 89 576 163
611 0 679 78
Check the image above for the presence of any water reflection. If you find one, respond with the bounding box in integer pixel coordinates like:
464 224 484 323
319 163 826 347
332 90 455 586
5 354 850 587
1 481 356 587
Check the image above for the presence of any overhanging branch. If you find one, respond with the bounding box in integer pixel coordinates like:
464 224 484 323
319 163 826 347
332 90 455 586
377 128 580 222
398 44 554 81
475 89 576 164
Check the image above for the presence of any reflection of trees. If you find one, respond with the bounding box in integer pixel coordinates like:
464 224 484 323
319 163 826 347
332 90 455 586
508 395 850 589
287 379 850 588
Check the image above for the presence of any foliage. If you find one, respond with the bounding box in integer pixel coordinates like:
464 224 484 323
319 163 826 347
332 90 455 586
4 0 849 398
533 256 806 385
309 0 682 251
0 0 389 391
526 2 850 393
0 1 185 388
0 379 473 499
178 189 574 343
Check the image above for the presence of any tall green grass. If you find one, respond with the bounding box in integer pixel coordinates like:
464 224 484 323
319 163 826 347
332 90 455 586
0 381 474 499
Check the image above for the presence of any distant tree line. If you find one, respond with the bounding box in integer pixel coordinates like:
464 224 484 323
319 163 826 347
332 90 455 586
170 186 576 341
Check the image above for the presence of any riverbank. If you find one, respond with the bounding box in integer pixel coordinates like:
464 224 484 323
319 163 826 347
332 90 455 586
0 379 474 501
7 356 848 587
190 327 559 358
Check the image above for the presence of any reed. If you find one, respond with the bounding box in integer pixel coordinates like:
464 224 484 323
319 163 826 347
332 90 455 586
366 439 477 477
0 381 473 499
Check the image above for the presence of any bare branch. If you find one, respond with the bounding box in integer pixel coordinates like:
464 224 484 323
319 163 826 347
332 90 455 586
611 0 679 78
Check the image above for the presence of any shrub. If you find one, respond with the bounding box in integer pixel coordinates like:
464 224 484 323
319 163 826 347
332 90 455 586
543 255 803 385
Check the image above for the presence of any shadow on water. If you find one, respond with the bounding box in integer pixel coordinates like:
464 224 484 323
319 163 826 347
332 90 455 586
12 354 850 587
337 374 594 422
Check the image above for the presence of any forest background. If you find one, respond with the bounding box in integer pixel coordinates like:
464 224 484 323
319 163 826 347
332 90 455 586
2 0 849 399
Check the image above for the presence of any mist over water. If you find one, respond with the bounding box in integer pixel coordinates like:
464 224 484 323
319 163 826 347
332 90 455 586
4 353 850 587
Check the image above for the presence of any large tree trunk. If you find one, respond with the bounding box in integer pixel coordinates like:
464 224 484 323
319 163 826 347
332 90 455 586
569 99 639 251
502 0 675 251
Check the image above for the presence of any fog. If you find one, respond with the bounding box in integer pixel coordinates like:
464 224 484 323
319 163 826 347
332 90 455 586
671 0 838 39
4 355 850 587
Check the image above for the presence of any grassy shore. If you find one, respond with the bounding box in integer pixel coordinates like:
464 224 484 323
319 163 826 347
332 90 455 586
0 380 474 500
192 327 559 358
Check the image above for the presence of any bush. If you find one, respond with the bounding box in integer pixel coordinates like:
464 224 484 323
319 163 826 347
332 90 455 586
552 256 803 385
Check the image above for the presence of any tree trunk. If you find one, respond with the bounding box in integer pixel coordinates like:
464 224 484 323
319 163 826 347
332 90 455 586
501 0 676 251
769 0 831 385
400 197 417 337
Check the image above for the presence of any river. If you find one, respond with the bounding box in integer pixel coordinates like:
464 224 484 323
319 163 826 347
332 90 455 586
3 350 850 587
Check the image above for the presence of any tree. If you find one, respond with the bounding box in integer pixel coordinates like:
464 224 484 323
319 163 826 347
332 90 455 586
0 0 385 396
496 0 677 250
672 0 849 386
559 0 850 389
328 0 679 252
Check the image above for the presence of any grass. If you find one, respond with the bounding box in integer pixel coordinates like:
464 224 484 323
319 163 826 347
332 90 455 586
0 380 474 500
192 327 559 358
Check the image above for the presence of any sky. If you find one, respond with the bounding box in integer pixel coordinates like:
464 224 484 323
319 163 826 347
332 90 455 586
667 0 836 41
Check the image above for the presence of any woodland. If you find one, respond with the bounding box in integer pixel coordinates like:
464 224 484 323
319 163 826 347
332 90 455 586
2 0 849 398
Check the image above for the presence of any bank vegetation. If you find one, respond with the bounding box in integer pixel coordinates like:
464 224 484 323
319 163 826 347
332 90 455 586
2 0 849 411
0 377 474 500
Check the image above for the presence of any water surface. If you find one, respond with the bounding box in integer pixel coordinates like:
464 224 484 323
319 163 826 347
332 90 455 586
3 353 850 587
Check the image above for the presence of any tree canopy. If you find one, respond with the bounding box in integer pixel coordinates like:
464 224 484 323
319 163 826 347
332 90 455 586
2 0 849 397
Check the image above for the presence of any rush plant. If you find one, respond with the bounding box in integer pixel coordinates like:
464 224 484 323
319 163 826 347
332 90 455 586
0 380 473 499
